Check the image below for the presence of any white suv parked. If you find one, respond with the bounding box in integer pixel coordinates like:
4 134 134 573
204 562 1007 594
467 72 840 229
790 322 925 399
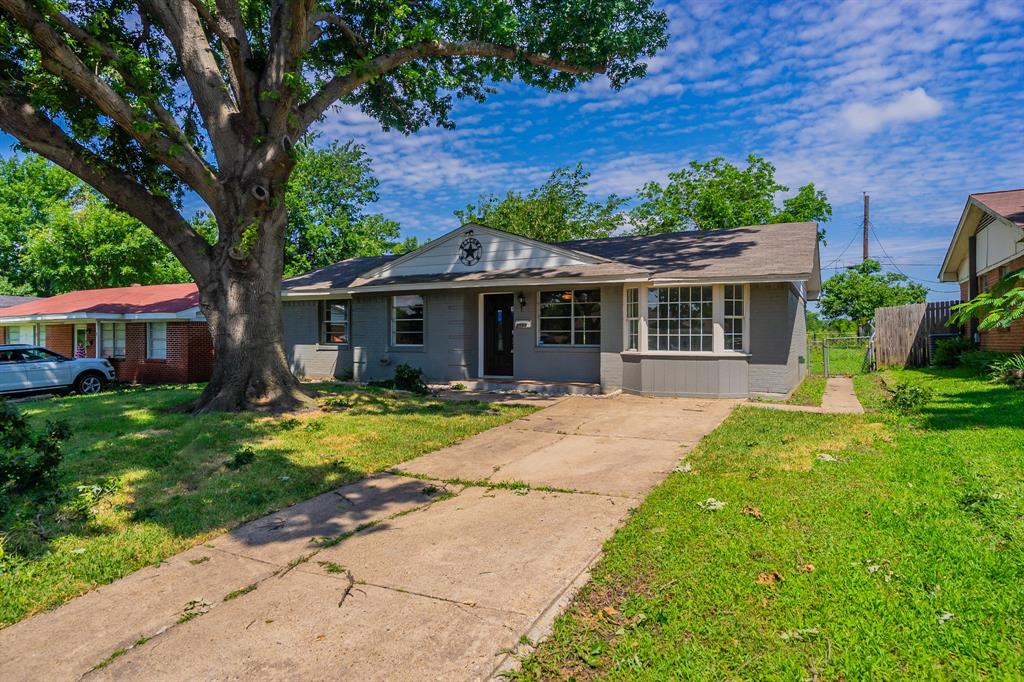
0 345 117 396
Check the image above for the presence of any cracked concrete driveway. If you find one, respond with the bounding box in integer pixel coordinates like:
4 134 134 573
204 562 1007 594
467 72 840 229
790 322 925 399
0 394 736 681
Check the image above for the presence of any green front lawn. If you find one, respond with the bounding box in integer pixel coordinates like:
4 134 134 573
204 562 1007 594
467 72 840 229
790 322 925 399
0 385 534 627
514 370 1024 680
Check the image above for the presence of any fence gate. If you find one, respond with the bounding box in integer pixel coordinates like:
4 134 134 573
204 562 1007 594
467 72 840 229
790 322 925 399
822 336 873 377
873 300 960 368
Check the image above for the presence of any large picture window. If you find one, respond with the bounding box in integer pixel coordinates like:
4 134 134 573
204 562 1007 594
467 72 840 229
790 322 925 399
392 295 424 346
538 289 601 346
625 288 639 351
147 322 167 359
320 301 350 345
647 286 712 351
101 322 126 358
724 285 745 351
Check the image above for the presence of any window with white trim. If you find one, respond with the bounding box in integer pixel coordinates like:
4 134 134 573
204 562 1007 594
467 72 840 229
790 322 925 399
392 295 424 346
320 301 350 345
625 288 639 351
724 285 745 351
37 325 46 348
538 289 601 346
647 286 712 351
147 322 167 359
101 322 126 358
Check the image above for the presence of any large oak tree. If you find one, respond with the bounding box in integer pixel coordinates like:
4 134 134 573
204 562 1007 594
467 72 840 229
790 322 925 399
0 0 667 412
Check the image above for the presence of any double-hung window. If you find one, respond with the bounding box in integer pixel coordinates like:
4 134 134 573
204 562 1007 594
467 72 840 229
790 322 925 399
723 285 745 351
101 322 127 358
147 322 167 359
320 301 350 345
392 295 424 346
647 286 712 351
538 289 601 346
625 288 639 351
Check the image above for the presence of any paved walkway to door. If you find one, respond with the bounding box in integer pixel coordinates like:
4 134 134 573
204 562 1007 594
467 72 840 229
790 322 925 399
0 394 737 682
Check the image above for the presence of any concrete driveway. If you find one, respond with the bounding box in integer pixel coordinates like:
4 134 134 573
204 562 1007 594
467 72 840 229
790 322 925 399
0 394 736 681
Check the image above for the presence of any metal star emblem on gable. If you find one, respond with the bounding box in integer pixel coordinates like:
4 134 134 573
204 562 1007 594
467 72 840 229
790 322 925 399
458 236 482 266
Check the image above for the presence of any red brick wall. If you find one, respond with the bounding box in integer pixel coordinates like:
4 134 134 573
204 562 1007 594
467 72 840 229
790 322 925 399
0 327 5 344
109 321 213 385
45 324 74 356
976 254 1024 353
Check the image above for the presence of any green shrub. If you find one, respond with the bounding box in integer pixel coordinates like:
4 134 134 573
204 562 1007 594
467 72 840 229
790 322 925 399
932 337 975 367
887 381 934 413
0 399 70 509
989 353 1024 389
393 363 429 394
960 350 1011 375
225 446 256 469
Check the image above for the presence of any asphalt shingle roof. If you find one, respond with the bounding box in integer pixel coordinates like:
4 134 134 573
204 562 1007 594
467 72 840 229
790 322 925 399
282 222 820 293
972 188 1024 228
0 284 198 318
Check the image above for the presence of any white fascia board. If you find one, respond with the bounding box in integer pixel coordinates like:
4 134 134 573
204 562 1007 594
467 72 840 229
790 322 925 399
649 274 811 286
279 291 355 300
342 275 650 293
0 308 204 324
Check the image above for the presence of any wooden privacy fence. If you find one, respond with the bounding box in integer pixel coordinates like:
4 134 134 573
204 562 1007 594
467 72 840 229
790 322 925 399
873 300 961 368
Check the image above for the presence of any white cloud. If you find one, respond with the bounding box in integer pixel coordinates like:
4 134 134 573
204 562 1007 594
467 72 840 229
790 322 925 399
839 87 944 134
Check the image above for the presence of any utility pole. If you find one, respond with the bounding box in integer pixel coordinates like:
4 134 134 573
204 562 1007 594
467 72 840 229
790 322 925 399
862 192 870 262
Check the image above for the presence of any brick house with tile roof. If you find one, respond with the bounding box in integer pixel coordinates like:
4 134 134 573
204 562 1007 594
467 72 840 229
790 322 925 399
0 283 212 384
939 189 1024 353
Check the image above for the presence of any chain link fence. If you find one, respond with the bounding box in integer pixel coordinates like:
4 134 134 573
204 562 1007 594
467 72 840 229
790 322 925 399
807 336 874 376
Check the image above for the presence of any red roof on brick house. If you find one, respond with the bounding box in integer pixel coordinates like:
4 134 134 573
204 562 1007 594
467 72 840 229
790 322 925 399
972 188 1024 229
0 283 200 319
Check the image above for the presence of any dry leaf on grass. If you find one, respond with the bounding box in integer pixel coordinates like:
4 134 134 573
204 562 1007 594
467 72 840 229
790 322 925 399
742 505 763 519
798 563 815 573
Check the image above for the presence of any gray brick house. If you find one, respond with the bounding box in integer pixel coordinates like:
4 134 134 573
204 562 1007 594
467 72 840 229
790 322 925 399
280 221 820 398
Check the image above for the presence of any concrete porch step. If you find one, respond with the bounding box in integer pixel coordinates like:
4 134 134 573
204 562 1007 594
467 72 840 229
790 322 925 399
448 378 602 395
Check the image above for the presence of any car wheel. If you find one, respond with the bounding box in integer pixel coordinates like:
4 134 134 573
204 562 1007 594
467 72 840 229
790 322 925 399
74 372 106 395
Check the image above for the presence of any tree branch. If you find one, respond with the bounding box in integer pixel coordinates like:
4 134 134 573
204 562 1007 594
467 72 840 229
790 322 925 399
309 12 368 57
0 0 225 214
298 40 605 131
185 0 259 125
0 91 213 282
139 0 243 170
262 0 315 138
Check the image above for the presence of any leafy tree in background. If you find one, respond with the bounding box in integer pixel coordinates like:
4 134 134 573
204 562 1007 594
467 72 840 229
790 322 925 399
630 155 832 240
819 259 927 331
283 140 407 276
0 0 667 412
949 269 1024 331
0 154 189 295
455 164 626 242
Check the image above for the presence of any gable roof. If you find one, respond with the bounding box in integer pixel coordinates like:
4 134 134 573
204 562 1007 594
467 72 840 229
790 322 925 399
0 283 200 321
0 295 37 310
939 188 1024 282
972 189 1024 229
283 222 821 297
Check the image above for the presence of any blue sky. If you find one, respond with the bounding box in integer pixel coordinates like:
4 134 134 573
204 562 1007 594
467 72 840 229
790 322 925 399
312 0 1024 300
4 0 1022 300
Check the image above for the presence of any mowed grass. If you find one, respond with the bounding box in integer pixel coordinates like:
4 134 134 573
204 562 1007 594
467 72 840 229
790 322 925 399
0 384 534 626
513 369 1024 680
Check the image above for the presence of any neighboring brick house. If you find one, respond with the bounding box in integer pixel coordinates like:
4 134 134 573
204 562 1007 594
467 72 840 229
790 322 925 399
0 283 213 384
939 188 1024 353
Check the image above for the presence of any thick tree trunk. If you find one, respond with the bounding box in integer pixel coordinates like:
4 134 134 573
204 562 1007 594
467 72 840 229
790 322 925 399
187 187 314 414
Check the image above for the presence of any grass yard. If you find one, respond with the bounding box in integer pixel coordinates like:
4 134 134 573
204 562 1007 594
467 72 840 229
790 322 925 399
0 384 534 627
513 369 1024 680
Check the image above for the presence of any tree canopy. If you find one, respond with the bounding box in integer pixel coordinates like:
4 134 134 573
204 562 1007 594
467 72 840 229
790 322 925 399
818 259 928 329
629 155 832 240
1 147 406 294
454 164 626 242
0 154 189 296
0 0 668 411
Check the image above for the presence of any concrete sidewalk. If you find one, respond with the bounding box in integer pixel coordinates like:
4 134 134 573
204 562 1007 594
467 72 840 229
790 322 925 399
749 376 864 415
0 394 737 682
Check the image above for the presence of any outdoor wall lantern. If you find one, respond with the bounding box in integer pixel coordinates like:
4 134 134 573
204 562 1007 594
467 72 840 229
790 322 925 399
517 293 527 310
